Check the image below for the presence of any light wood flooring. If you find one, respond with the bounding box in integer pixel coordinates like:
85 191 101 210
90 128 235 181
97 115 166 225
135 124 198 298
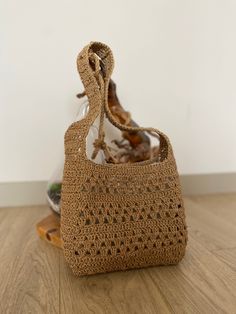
0 193 236 313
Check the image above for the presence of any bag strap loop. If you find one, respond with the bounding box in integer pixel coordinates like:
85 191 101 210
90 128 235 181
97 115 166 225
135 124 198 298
77 41 170 163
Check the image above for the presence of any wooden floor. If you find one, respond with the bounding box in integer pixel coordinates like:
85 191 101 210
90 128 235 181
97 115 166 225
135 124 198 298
0 194 236 314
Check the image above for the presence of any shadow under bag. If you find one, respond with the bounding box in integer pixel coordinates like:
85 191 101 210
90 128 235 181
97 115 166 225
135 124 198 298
61 41 188 276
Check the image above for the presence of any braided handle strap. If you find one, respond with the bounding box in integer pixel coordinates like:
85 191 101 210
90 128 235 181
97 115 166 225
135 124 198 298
77 42 170 164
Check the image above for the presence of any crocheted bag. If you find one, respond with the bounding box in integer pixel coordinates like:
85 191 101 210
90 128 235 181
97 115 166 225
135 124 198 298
61 42 188 276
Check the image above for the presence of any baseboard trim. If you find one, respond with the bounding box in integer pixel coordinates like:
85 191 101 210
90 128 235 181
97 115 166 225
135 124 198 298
180 173 236 196
0 173 235 207
0 181 47 207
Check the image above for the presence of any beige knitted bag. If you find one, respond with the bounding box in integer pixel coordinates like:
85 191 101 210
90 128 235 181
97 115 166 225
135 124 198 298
61 42 188 276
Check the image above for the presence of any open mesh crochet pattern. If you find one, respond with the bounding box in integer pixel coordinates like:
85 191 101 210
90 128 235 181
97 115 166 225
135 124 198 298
60 42 188 276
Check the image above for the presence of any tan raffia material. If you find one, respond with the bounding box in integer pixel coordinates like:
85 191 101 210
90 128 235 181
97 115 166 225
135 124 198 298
61 42 188 276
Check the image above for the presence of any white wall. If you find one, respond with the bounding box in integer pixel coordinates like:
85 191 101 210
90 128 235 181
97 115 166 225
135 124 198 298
1 0 236 182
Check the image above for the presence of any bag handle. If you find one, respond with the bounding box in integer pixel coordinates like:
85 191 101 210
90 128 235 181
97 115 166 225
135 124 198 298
77 42 170 164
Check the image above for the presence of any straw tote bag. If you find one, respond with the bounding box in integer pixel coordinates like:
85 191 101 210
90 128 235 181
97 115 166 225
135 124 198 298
61 42 188 276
